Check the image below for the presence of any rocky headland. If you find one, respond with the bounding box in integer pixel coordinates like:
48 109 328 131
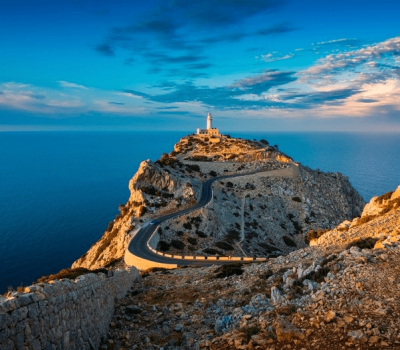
72 134 364 270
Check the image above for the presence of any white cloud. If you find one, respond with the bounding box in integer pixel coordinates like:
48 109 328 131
0 81 150 115
260 53 294 62
58 81 89 89
116 92 144 99
316 38 356 45
302 36 400 78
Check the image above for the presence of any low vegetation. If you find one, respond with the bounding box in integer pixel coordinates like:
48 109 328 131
35 267 108 284
283 235 297 247
214 263 244 279
305 228 329 243
215 241 235 251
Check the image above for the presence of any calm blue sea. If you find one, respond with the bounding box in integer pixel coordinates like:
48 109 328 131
1 131 399 292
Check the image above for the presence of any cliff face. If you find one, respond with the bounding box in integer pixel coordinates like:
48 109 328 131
72 134 364 269
361 185 400 217
72 159 202 270
310 185 400 248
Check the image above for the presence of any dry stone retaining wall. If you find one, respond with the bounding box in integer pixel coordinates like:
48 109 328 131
0 267 140 350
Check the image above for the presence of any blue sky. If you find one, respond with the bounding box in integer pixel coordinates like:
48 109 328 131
1 0 400 131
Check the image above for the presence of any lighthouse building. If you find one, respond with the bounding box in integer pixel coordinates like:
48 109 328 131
196 113 221 141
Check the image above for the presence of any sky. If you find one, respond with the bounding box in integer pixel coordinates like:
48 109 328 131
1 0 400 132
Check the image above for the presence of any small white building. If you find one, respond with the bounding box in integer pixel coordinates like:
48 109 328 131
196 113 221 140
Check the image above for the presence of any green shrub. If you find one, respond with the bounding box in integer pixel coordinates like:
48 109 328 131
141 186 158 196
183 222 192 230
305 229 329 243
226 229 240 243
196 230 207 238
215 241 234 251
345 237 378 250
138 205 147 217
186 164 201 172
243 325 260 343
187 237 197 245
258 242 278 253
283 235 297 247
171 240 185 250
214 263 244 279
202 248 222 255
158 241 170 252
247 231 258 239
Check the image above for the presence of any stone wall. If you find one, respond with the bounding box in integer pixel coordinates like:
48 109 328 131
0 267 140 350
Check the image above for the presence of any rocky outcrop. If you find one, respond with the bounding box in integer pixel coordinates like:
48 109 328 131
310 184 400 248
127 160 201 217
361 185 400 217
73 134 364 270
0 267 140 350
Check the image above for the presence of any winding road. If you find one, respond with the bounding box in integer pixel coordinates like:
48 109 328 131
125 164 299 268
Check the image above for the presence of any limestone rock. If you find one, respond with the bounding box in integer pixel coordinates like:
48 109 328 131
324 310 336 323
271 287 285 305
274 318 305 342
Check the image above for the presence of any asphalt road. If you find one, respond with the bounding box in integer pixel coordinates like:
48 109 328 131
126 167 291 266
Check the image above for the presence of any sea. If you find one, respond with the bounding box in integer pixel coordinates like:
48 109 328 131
1 131 399 292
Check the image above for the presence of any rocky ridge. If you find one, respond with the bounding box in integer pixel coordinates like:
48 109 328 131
73 134 364 270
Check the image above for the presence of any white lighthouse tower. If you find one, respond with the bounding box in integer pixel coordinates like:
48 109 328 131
196 112 221 141
207 112 212 130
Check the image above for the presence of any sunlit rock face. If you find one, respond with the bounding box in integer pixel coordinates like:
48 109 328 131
310 184 400 248
72 134 365 269
362 185 400 218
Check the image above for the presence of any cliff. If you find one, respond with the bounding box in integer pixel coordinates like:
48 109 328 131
309 185 400 248
72 134 364 269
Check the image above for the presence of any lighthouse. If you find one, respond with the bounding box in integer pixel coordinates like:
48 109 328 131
196 113 221 141
207 113 212 130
